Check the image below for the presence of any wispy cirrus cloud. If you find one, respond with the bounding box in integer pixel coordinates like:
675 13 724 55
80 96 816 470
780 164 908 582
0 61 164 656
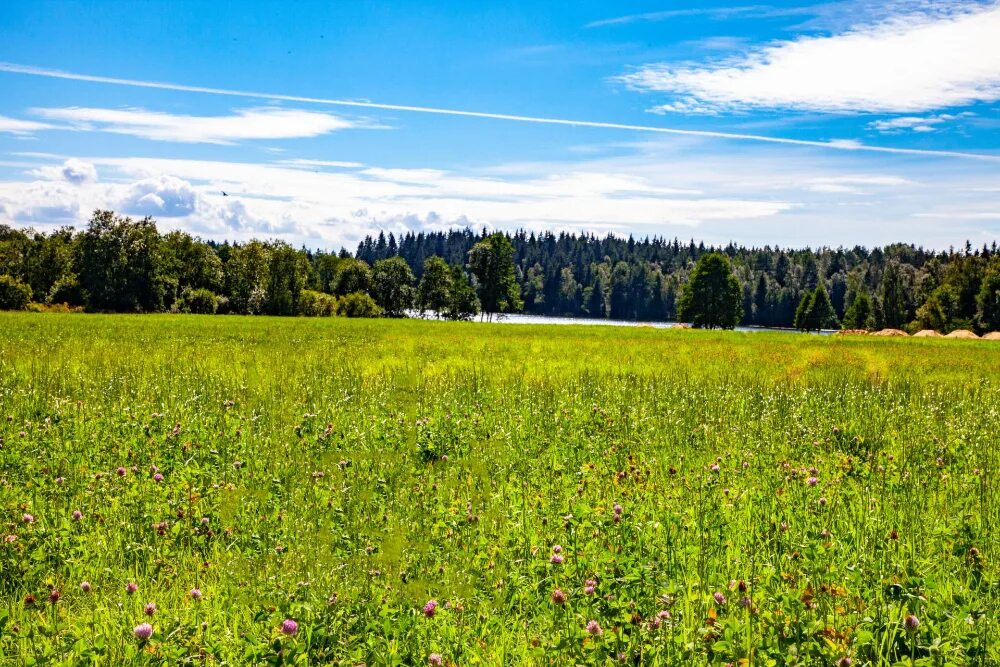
29 106 368 144
2 62 996 160
867 112 973 133
0 115 55 136
586 5 781 29
620 3 1000 114
588 1 991 30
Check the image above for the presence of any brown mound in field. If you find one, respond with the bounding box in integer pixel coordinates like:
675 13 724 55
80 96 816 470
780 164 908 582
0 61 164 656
945 329 980 339
872 328 909 337
913 329 943 338
836 329 868 335
983 332 1000 340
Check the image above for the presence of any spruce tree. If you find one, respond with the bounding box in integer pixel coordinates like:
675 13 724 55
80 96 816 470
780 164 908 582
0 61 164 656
677 253 742 329
806 284 839 330
842 291 874 329
794 291 813 330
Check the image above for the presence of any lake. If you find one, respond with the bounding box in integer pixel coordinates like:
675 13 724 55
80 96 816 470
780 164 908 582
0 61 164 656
410 311 835 334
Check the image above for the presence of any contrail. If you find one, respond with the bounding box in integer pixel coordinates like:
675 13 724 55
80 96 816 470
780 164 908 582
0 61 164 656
1 62 997 161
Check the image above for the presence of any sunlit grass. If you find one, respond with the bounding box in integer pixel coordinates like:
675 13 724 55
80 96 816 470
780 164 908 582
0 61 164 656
1 313 999 665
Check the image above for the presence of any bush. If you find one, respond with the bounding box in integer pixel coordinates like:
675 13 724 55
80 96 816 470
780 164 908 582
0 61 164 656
335 291 381 318
47 274 85 307
299 290 337 317
0 275 32 311
175 288 219 314
27 302 85 313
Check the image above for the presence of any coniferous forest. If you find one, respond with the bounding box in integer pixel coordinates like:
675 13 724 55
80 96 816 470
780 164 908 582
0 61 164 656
2 209 1000 333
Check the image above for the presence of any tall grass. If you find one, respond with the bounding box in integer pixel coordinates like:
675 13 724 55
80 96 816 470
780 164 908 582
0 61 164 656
1 313 998 665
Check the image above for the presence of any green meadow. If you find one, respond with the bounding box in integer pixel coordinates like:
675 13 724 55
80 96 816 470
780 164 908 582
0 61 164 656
1 313 999 665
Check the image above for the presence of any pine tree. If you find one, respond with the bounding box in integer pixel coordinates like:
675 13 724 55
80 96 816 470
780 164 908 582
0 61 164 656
793 291 813 330
805 284 838 330
976 259 1000 333
677 253 742 329
842 291 874 330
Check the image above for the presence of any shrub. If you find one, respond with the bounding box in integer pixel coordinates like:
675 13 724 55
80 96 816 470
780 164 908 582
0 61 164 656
47 274 86 307
175 288 219 314
335 291 381 318
299 290 337 317
27 302 85 314
0 275 32 311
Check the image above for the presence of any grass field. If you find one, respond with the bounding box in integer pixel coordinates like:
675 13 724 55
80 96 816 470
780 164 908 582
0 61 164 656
1 313 999 666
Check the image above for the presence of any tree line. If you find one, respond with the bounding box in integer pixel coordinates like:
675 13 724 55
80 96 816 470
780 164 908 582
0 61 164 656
2 209 999 333
358 228 1000 333
0 211 518 321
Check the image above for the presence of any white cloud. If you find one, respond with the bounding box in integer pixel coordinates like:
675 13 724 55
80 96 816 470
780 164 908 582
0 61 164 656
620 3 1000 113
868 112 973 133
29 107 363 144
586 5 781 28
120 175 197 217
276 158 365 169
4 62 996 160
30 158 98 184
0 115 54 135
1 137 998 249
804 174 915 194
4 181 86 223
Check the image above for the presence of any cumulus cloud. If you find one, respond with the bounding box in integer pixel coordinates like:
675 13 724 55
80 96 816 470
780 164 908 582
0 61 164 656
1 139 998 249
620 3 1000 113
29 106 364 144
30 158 98 184
1 181 88 224
120 176 197 217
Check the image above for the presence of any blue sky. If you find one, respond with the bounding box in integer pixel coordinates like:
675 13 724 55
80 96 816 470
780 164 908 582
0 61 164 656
0 0 998 250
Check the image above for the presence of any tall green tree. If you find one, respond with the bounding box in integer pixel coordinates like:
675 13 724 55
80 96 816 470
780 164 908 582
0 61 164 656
915 285 960 332
677 253 742 329
333 259 373 297
842 290 874 330
416 256 452 316
805 284 839 330
372 256 415 317
159 231 224 308
443 265 479 321
468 233 522 321
225 240 270 314
77 210 163 312
264 243 310 316
975 259 1000 333
878 261 909 328
793 291 814 331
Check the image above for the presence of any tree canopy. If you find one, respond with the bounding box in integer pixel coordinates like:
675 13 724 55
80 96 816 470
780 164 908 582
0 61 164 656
4 210 1000 334
467 233 522 321
677 253 742 329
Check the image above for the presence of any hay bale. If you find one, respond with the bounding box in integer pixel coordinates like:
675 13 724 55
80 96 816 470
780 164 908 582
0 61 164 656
983 332 1000 340
836 329 868 335
945 329 980 339
913 329 943 338
872 328 909 337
